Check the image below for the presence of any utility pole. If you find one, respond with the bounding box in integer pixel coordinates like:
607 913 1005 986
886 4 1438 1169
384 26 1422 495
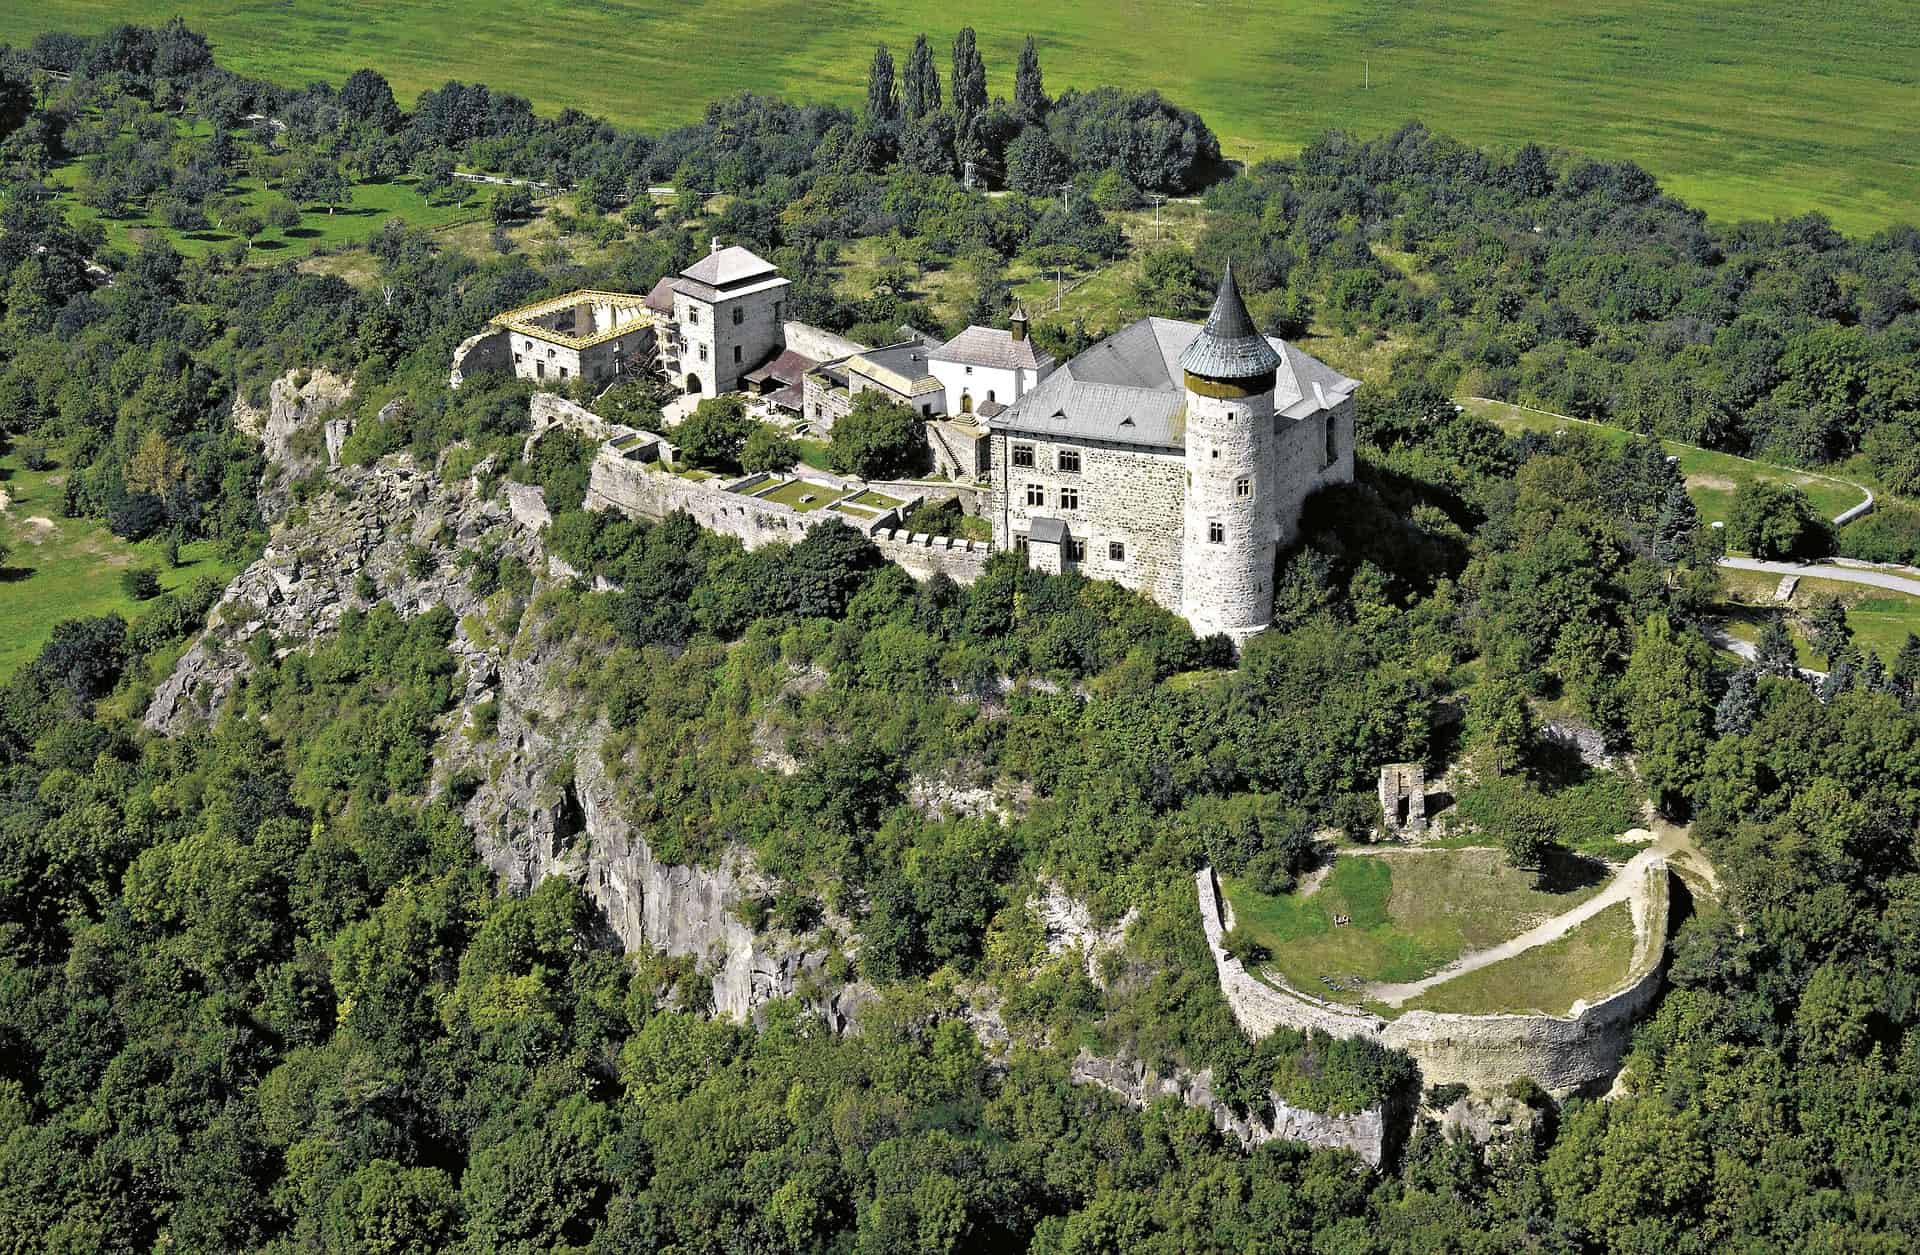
1365 60 1370 90
1058 180 1073 212
1149 193 1165 242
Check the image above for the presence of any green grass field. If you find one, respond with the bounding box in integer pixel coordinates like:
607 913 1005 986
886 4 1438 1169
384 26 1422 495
1222 847 1608 1008
0 450 242 680
1400 899 1637 1016
27 2 1920 233
1717 568 1920 667
1466 398 1871 526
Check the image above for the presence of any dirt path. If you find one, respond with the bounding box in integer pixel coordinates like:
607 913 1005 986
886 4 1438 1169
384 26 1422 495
1366 827 1697 1008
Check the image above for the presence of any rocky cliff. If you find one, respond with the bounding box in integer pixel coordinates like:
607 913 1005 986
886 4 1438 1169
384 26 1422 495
152 379 842 1023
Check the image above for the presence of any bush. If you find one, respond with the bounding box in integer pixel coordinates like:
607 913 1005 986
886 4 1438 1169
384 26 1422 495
740 423 799 474
120 566 161 600
1837 503 1920 566
826 392 926 480
1220 927 1270 966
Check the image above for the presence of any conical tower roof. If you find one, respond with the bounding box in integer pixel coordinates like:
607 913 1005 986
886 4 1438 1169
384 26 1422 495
1178 263 1281 380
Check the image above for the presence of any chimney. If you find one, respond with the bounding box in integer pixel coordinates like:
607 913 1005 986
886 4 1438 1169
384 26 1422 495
710 235 721 255
1010 302 1029 342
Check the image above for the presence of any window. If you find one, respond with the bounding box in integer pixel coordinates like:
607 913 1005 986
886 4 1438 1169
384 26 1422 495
732 306 743 325
547 348 556 358
1014 535 1030 554
987 389 996 403
733 345 742 363
1108 541 1126 562
559 366 569 379
1057 449 1081 473
922 404 933 416
1210 448 1219 459
1325 414 1339 465
1012 443 1035 468
524 340 532 350
965 365 973 375
1059 486 1079 511
698 344 708 362
1067 539 1086 563
1235 476 1252 499
513 353 522 364
1208 520 1225 544
1026 483 1045 507
535 362 545 378
688 307 699 324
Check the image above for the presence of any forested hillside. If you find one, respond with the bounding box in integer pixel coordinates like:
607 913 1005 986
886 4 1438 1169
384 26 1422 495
2 22 1920 1254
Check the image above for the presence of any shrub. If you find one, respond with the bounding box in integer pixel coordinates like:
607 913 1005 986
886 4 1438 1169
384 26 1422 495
674 396 752 470
1837 503 1920 566
740 423 799 474
120 566 161 600
1220 927 1270 966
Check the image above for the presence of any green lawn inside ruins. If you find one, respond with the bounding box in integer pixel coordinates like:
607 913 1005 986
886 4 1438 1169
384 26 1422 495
1221 846 1637 1017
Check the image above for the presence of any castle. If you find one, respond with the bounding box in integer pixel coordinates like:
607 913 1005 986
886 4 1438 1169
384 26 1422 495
456 247 1358 642
986 267 1358 639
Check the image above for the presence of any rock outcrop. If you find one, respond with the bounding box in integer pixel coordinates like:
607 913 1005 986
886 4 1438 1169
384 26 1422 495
231 368 357 523
156 388 843 1025
1070 1049 1394 1167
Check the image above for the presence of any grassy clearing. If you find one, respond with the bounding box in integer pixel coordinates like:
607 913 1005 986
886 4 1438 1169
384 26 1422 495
1716 568 1920 666
1401 900 1638 1017
0 451 242 680
1466 398 1870 525
752 478 836 510
1222 847 1608 1005
28 2 1920 232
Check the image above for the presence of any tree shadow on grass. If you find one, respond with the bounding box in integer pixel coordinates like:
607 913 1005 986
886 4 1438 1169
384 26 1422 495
283 227 321 239
1534 845 1610 896
0 566 35 584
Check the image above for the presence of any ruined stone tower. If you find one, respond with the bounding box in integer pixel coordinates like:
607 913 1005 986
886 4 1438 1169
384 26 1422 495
1178 265 1280 639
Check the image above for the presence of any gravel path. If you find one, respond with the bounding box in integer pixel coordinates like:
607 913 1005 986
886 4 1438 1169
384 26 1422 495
1366 827 1696 1008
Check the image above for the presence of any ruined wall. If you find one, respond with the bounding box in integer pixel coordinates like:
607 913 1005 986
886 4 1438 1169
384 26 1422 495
450 327 511 389
530 392 614 444
1197 865 1671 1096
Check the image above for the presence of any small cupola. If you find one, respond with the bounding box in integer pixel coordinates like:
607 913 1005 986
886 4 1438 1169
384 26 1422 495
1179 264 1280 393
1009 302 1030 342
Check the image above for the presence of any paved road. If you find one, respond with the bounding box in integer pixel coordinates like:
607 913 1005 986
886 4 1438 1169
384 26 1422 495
1718 556 1920 597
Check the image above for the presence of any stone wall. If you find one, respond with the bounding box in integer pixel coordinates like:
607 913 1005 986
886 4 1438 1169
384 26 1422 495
802 372 853 432
1181 384 1279 638
1271 395 1357 549
530 392 614 444
1197 864 1671 1096
450 327 510 389
782 320 866 363
870 528 992 583
988 430 1187 611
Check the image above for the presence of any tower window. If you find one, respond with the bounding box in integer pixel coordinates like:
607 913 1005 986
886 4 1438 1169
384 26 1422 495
1108 541 1126 562
698 345 708 361
1026 483 1045 507
1012 443 1035 468
1210 448 1219 459
1058 449 1081 473
1060 486 1079 511
689 307 699 324
1235 476 1252 499
1208 520 1225 544
733 345 742 363
732 306 743 325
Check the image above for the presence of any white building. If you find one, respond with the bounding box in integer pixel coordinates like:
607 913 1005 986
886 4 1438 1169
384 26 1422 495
928 306 1055 417
667 241 791 397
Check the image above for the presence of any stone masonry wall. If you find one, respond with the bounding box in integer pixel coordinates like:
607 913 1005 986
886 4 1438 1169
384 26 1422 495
870 528 992 583
1272 395 1356 548
1197 864 1671 1096
988 430 1187 610
1181 387 1278 638
450 327 510 389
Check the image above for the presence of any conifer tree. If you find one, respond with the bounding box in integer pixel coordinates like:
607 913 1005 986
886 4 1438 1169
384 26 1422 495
1755 614 1799 677
866 43 900 123
1014 35 1049 122
951 27 988 128
1809 594 1852 663
1714 666 1761 735
903 34 941 121
1895 632 1920 707
1653 479 1699 570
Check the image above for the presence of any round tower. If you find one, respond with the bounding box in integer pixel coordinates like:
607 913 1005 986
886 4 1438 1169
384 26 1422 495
1179 264 1279 639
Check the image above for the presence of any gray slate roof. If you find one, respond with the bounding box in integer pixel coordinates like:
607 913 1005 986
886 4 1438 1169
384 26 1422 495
1178 264 1282 380
987 311 1357 451
930 325 1054 372
1027 517 1068 544
680 245 778 288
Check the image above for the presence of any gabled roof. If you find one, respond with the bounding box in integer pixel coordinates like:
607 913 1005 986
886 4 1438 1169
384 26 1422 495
644 277 675 314
930 325 1055 373
743 348 818 388
1179 264 1283 380
987 310 1357 451
848 342 942 396
680 245 778 288
1027 517 1069 544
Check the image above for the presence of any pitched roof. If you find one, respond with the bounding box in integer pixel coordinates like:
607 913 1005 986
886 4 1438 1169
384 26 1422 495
848 342 942 396
680 245 778 288
987 312 1357 450
743 348 818 388
1027 517 1069 544
930 325 1054 372
644 276 675 314
1178 265 1283 380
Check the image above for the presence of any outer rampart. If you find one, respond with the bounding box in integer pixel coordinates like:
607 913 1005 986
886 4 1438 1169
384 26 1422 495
1197 864 1671 1095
